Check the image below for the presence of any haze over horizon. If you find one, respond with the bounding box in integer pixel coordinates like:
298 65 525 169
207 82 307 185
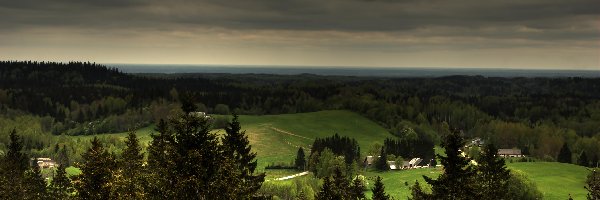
1 0 599 70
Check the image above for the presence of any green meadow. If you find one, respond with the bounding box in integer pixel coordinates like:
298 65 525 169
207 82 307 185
63 110 590 199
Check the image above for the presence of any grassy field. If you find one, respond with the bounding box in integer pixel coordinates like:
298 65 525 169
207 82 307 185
507 162 589 200
237 110 392 170
62 110 590 199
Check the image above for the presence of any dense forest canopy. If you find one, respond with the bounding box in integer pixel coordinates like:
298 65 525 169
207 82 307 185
1 61 600 166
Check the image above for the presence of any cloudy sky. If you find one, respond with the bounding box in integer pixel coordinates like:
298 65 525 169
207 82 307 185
0 0 598 69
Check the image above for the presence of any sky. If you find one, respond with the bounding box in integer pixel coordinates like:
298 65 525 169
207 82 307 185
0 0 599 69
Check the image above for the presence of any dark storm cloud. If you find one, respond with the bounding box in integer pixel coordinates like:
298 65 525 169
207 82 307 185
0 0 598 40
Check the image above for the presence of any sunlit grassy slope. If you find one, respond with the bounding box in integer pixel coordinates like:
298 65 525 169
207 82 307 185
66 110 589 199
237 110 392 170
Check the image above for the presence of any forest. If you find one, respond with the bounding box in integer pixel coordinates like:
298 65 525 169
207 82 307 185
1 61 600 167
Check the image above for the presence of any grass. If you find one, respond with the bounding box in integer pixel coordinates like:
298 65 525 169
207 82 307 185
507 162 589 200
60 110 590 199
237 110 392 170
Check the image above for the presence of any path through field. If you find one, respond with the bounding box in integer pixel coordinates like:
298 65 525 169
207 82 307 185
272 171 310 181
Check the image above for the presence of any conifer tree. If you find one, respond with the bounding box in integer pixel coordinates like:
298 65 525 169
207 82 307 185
375 147 389 171
349 176 366 200
23 165 49 200
50 164 73 200
145 119 175 199
222 114 265 199
295 147 307 170
475 143 510 199
113 131 145 199
580 151 590 167
74 137 116 200
409 181 429 200
558 142 572 163
371 176 390 200
423 129 477 200
315 176 337 200
0 129 28 199
332 167 350 199
57 146 70 167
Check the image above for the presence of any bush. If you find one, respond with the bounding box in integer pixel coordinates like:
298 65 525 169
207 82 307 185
506 170 543 200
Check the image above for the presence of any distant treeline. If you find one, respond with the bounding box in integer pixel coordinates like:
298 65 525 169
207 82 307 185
2 61 600 166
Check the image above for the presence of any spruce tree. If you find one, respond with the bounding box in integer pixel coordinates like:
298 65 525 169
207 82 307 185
74 137 116 200
50 164 73 200
295 147 307 171
315 176 337 200
349 176 366 200
375 147 389 171
409 181 429 200
332 167 350 199
145 119 175 199
23 165 49 200
475 143 510 200
580 151 590 167
113 131 145 199
57 146 70 167
222 114 265 199
372 176 390 200
423 129 477 200
0 129 28 199
558 142 572 163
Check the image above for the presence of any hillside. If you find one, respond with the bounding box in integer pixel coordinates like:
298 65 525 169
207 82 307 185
58 111 591 199
237 110 393 169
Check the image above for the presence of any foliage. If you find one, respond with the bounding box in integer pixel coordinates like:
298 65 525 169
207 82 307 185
422 130 477 200
222 114 266 199
375 147 389 171
49 164 74 200
310 133 361 166
0 129 29 199
296 147 307 170
559 142 573 163
23 165 50 199
73 137 117 200
111 131 145 199
474 143 510 199
586 169 600 200
371 176 390 200
506 170 543 200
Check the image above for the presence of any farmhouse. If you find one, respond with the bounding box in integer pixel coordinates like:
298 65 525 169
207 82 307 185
498 149 523 157
31 158 56 168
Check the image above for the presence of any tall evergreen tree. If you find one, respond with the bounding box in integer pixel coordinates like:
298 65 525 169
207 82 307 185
315 176 337 200
50 164 73 200
475 143 510 199
580 151 590 167
349 176 366 200
295 147 307 171
223 114 266 199
145 119 175 199
113 131 145 199
371 176 390 200
558 142 572 163
23 165 49 200
423 129 477 200
409 181 429 200
332 167 350 199
0 129 29 199
375 147 389 171
73 137 117 200
57 146 70 167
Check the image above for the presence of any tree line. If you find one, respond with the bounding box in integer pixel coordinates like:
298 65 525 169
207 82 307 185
0 108 266 199
2 60 600 168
